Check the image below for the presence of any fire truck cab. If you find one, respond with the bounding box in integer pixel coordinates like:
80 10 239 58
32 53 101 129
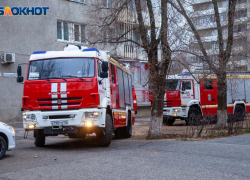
17 45 135 147
163 73 250 125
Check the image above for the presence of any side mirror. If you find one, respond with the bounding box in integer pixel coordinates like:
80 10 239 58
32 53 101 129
100 72 108 78
17 65 22 76
102 61 108 72
17 76 24 83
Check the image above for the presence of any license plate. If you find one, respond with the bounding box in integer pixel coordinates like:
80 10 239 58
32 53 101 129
163 111 169 115
51 120 68 126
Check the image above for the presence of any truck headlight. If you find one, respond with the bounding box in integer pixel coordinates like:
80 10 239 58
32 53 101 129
85 120 94 127
23 114 36 122
85 112 99 118
173 108 180 112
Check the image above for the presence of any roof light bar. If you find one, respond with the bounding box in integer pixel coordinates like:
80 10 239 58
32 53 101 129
32 51 46 54
82 48 100 53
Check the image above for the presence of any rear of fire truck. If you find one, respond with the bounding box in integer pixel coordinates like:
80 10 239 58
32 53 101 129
16 46 133 147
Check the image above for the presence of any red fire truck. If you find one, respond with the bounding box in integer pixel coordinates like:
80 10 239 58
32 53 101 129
163 73 250 125
17 45 136 147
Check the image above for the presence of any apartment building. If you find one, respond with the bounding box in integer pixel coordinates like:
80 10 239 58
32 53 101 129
0 0 149 122
190 0 249 71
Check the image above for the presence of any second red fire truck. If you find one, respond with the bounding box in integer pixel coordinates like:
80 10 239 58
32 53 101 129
163 73 250 125
17 45 136 147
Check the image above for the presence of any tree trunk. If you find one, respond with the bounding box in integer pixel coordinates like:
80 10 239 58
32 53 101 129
148 82 166 138
148 95 164 139
216 72 227 128
147 55 166 139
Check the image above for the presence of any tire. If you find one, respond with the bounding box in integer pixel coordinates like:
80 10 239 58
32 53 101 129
0 136 7 160
97 114 113 147
123 112 132 138
234 105 245 122
114 128 123 139
165 119 175 126
187 108 201 125
34 129 45 147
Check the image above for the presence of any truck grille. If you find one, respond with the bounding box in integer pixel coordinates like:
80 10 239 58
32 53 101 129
38 97 82 107
164 101 173 107
47 115 75 119
39 103 80 106
37 97 82 101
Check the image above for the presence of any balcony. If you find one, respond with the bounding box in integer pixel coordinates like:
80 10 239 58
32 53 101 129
114 44 147 61
191 0 212 5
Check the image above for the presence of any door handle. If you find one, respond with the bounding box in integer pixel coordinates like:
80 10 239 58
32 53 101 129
212 99 215 101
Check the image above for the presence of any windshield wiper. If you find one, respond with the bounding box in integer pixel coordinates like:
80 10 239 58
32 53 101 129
61 75 84 80
44 77 67 81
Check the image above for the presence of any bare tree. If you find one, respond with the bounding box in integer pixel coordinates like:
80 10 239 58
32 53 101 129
89 0 182 138
168 0 238 127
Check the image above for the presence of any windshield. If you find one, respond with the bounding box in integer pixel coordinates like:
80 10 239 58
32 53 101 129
166 79 180 91
28 58 95 80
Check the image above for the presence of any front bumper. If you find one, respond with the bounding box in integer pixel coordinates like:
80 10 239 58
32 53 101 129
163 107 188 118
7 132 15 150
23 108 106 130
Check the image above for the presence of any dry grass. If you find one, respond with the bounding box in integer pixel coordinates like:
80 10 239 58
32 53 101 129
132 116 250 141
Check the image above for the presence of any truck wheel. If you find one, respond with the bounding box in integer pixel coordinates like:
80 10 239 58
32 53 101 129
123 112 132 138
187 108 201 125
34 129 45 147
0 136 7 160
165 119 175 126
114 128 123 139
97 114 113 147
234 105 245 122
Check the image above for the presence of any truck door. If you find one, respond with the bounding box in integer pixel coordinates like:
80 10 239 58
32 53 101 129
181 80 194 106
200 78 218 116
97 61 105 103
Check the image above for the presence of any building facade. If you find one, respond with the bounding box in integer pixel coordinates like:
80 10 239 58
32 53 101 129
190 0 249 72
0 0 149 122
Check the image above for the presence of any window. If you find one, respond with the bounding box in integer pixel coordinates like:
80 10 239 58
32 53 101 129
238 0 247 4
182 81 191 91
97 61 102 77
211 29 217 36
204 79 213 90
70 0 85 4
166 80 181 91
209 3 214 10
223 28 228 35
57 21 86 43
28 58 95 80
103 0 112 8
235 9 247 19
222 1 228 8
110 63 115 83
210 15 216 23
131 66 141 84
220 12 227 22
74 24 80 42
234 24 247 33
57 21 69 41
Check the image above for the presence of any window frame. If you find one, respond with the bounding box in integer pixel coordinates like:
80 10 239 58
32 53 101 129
57 21 87 44
27 57 96 81
69 0 85 4
131 66 141 84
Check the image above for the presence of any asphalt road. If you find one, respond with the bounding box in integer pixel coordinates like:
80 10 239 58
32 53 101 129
1 128 250 180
